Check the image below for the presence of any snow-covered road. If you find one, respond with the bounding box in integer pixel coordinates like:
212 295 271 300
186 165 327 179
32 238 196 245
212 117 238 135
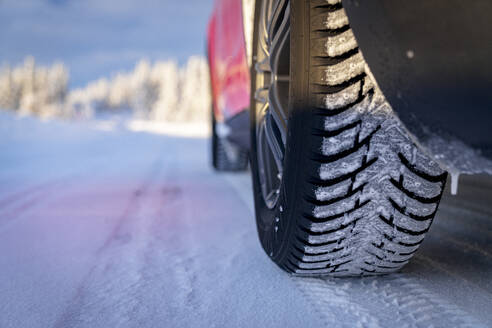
0 112 491 328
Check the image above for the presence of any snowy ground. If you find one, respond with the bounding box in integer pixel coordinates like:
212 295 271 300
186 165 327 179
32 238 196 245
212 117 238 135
0 112 491 328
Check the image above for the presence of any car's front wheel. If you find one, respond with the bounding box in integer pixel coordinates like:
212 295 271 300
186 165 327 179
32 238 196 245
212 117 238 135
250 0 448 276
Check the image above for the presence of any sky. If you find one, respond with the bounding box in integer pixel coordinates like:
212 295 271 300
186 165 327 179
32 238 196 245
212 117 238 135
0 0 215 88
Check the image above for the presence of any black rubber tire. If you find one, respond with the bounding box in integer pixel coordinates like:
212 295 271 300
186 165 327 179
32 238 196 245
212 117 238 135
250 0 448 276
211 109 249 172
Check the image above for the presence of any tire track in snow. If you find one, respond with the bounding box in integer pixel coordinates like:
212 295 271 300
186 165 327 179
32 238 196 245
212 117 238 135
53 156 167 328
409 256 492 324
291 259 486 328
53 151 206 327
293 277 382 327
357 275 486 328
149 181 202 317
117 154 219 326
296 273 485 328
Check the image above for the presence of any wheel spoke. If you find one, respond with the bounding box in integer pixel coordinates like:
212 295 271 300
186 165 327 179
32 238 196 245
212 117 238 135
268 1 290 142
267 0 289 45
257 115 281 206
264 112 285 172
269 1 290 79
268 87 288 144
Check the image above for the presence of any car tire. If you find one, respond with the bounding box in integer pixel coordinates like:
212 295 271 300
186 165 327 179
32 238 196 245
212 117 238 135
211 109 249 172
250 0 448 276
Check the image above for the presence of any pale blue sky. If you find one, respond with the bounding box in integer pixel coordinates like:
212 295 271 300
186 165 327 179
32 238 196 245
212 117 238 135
0 0 215 87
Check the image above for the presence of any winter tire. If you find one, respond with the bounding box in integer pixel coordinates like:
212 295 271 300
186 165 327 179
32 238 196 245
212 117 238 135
250 0 448 276
211 109 249 172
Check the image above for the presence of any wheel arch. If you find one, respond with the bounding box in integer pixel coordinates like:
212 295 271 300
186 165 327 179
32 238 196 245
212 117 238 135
342 0 492 159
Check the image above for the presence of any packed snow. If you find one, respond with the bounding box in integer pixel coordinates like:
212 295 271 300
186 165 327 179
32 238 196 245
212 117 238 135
0 111 491 327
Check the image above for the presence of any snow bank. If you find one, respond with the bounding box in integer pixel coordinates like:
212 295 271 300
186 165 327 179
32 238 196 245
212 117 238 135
126 120 210 138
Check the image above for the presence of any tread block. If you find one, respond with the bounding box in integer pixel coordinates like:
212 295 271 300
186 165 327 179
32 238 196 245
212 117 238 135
311 9 349 31
310 53 365 86
311 29 358 57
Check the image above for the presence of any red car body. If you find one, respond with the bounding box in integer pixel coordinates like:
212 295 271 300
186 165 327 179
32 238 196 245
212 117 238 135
207 0 250 124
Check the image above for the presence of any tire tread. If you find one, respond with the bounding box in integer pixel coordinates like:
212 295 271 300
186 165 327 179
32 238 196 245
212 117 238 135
274 0 447 276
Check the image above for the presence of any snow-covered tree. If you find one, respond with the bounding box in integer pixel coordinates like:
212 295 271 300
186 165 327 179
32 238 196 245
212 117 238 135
0 57 68 117
66 56 210 122
18 56 36 115
151 60 179 121
0 55 210 122
108 73 131 109
131 59 158 118
0 65 18 109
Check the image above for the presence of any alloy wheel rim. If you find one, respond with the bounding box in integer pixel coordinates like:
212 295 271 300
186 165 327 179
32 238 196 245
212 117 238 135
254 0 290 209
